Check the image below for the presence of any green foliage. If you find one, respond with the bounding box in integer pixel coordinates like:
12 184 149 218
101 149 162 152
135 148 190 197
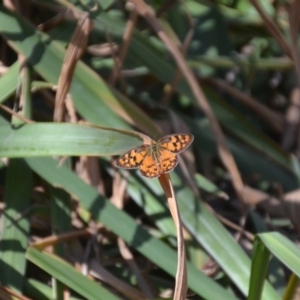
0 1 299 299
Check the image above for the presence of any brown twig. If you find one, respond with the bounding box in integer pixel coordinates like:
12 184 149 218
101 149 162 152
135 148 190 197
0 104 34 124
282 88 300 151
30 228 93 249
288 0 300 86
207 205 254 242
282 2 300 151
159 173 187 300
162 26 194 105
54 10 92 122
109 5 138 86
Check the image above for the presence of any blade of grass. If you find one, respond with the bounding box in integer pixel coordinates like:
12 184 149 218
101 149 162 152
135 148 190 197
26 247 119 300
0 122 143 157
24 278 79 300
0 62 19 103
0 159 32 291
49 187 72 299
253 232 300 300
247 238 271 300
258 232 300 277
0 66 32 292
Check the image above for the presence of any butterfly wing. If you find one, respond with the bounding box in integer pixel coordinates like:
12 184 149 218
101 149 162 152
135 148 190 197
159 149 178 173
139 148 178 178
115 145 149 169
158 133 194 154
139 154 161 178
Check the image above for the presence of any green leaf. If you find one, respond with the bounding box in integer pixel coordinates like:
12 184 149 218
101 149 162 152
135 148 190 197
26 248 119 300
0 159 31 291
248 238 271 300
258 232 300 277
0 122 142 157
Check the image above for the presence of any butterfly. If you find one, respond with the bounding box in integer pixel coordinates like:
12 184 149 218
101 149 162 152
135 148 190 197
115 133 194 178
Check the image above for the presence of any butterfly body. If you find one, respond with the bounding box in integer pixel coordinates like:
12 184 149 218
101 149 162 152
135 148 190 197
115 134 194 178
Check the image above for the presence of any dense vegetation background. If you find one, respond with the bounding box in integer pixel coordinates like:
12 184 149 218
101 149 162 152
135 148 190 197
0 0 300 299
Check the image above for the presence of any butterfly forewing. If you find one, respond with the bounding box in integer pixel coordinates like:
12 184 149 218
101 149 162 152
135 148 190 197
158 133 194 154
115 145 149 169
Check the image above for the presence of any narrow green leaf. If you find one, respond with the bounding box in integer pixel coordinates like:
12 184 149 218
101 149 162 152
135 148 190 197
248 238 271 300
26 248 119 300
0 159 31 291
0 62 19 103
194 173 228 199
24 278 80 300
49 187 72 299
0 122 142 157
258 232 300 277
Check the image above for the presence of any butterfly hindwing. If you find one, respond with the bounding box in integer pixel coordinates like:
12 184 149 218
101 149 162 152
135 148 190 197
159 149 178 173
139 154 161 178
139 148 178 178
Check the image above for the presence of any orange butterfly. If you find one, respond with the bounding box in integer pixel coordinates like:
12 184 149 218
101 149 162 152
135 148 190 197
115 133 194 178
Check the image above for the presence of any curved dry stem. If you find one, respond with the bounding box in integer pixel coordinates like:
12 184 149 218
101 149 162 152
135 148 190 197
158 173 187 300
54 12 91 122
